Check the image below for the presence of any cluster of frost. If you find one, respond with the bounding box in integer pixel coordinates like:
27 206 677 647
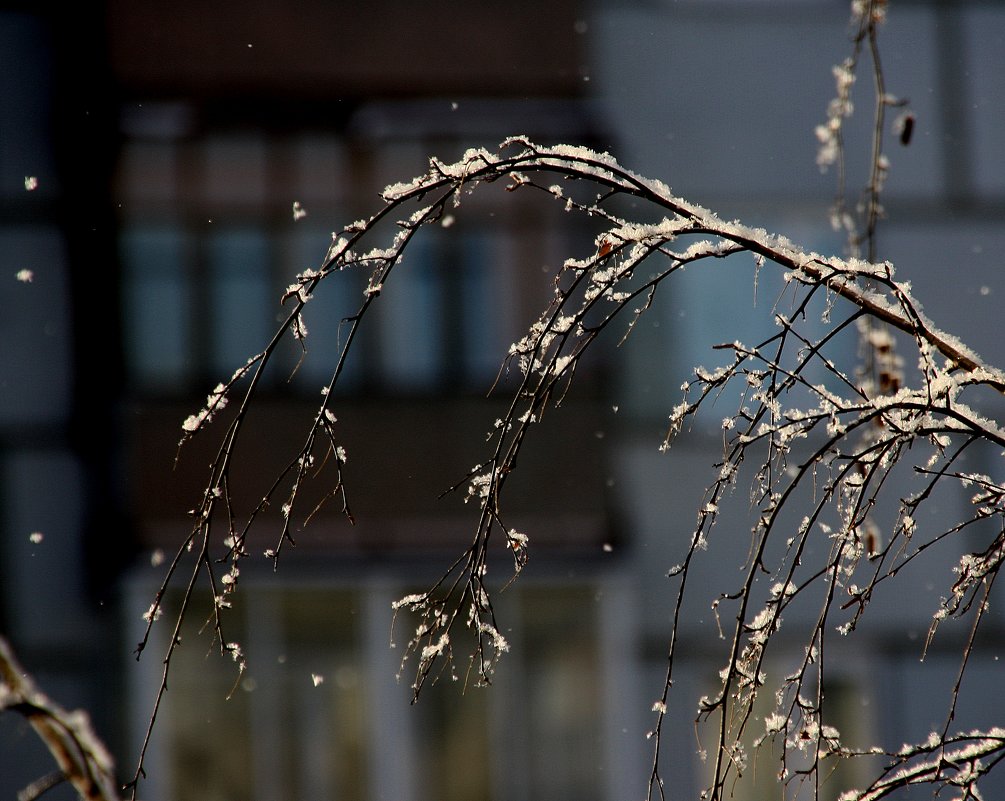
851 0 887 26
839 728 1004 801
816 59 856 171
146 123 1005 801
181 383 228 433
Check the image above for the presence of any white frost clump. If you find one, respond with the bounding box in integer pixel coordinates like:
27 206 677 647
816 59 856 171
432 148 500 179
466 471 492 502
226 641 244 667
552 354 574 376
182 383 228 433
507 529 529 548
477 622 510 653
764 713 787 735
392 593 427 611
550 314 576 334
381 175 426 202
420 632 450 661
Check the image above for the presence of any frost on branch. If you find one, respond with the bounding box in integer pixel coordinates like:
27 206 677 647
319 136 1005 798
140 124 1005 800
816 59 856 172
180 382 229 435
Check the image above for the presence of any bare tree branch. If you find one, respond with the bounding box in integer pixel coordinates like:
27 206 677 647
1 636 121 801
131 3 1005 800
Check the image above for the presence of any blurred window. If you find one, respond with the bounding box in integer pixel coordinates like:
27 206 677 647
141 580 611 801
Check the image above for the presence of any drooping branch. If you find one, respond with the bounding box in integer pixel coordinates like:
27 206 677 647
136 123 1005 801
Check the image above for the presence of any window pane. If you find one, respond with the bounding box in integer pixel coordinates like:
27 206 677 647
204 134 266 206
520 586 603 801
376 231 443 391
415 686 492 801
276 590 369 801
458 229 515 387
120 226 191 388
157 588 368 801
208 227 272 378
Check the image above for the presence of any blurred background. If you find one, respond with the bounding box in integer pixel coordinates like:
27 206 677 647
2 2 1004 800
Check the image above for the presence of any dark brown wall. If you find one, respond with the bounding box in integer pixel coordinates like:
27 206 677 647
107 0 585 99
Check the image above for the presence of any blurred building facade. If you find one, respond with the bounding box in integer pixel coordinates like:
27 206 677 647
2 2 1005 800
